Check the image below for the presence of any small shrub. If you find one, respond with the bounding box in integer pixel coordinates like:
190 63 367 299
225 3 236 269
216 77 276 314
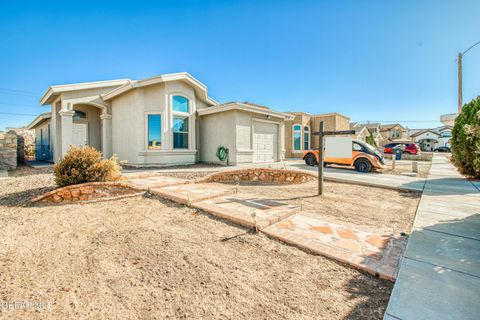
54 146 121 187
451 97 480 178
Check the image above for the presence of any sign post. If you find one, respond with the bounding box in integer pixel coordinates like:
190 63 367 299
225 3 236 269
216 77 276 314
312 121 355 196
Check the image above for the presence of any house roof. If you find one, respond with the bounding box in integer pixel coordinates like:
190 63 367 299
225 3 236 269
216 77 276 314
380 123 405 130
409 129 441 138
40 79 130 105
27 112 51 129
101 72 219 105
198 102 295 120
350 123 369 135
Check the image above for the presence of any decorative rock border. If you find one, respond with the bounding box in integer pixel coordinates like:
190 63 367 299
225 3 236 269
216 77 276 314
31 181 146 205
198 168 316 184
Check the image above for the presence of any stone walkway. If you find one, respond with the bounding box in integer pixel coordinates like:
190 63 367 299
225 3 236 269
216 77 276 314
127 174 407 281
193 195 299 229
385 154 480 320
263 214 406 281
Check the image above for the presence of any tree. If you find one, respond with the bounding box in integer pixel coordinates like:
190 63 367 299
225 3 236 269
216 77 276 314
451 96 480 178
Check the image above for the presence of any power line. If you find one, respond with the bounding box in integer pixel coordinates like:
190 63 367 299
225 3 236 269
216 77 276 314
0 101 41 108
0 111 37 116
0 87 41 95
0 89 40 98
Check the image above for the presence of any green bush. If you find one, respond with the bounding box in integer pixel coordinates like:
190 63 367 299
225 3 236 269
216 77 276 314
54 146 122 187
451 97 480 178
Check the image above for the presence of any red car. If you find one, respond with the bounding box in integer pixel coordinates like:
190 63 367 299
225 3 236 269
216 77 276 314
383 143 420 155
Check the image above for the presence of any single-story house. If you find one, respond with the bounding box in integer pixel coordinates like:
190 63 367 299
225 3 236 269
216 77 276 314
408 126 452 151
284 112 351 158
28 72 294 166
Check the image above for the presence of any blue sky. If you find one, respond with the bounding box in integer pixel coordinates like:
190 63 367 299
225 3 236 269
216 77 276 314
0 0 479 131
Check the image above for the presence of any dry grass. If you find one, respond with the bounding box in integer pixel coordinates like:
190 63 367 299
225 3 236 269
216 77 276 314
211 180 420 235
0 168 393 319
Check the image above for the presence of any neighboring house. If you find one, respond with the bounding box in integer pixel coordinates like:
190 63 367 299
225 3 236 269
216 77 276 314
27 113 53 161
379 123 408 145
349 123 370 142
440 113 457 126
408 125 452 151
27 72 294 166
284 112 350 158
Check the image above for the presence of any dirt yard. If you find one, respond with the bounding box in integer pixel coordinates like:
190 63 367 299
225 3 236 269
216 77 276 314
0 168 392 319
212 180 420 235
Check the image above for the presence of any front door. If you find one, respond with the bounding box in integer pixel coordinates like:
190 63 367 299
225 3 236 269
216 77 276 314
72 123 88 147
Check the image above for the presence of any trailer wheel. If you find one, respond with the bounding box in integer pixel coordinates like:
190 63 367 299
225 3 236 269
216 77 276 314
354 158 372 173
305 154 317 166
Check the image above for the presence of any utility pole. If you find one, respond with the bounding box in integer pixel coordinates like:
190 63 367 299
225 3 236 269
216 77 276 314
458 52 462 113
457 40 480 113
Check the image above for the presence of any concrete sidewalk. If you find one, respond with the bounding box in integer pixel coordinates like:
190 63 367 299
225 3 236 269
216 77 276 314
385 154 480 320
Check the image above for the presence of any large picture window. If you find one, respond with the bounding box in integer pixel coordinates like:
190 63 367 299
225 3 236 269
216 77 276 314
304 126 310 150
173 117 189 149
293 124 301 151
172 95 189 113
147 114 162 149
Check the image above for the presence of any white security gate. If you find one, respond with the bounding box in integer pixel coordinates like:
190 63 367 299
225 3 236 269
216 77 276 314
253 121 278 163
72 123 88 147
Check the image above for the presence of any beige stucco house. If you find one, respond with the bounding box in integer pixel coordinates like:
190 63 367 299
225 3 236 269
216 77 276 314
284 112 350 158
28 73 293 166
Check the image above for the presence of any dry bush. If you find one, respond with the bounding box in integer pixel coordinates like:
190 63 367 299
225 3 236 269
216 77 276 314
54 146 121 187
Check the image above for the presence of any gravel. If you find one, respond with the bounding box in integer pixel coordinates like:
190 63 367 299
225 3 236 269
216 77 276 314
0 168 394 319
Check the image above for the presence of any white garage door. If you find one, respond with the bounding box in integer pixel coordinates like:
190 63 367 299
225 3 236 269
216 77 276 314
253 121 278 163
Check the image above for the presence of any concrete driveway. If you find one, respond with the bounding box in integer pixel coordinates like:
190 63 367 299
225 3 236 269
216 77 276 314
283 160 426 192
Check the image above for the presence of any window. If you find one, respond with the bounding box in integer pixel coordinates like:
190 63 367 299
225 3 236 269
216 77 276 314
73 110 87 120
147 114 162 149
293 124 301 151
172 95 189 113
303 126 310 150
441 131 452 138
173 117 189 149
352 142 363 151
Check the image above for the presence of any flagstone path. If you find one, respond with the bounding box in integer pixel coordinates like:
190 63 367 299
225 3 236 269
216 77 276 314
127 174 405 281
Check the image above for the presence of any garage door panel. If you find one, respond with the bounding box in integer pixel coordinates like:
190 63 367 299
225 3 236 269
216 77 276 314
253 121 278 163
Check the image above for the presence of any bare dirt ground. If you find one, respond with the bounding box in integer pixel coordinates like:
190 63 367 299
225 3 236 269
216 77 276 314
212 180 420 235
0 168 392 319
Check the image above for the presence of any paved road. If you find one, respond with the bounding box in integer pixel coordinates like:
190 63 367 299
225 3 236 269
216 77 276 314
285 162 426 192
384 154 480 320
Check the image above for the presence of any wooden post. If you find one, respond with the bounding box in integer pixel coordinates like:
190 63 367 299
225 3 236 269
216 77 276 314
458 52 463 113
318 121 324 196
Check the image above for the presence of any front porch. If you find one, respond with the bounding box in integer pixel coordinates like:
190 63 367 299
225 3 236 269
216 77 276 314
51 97 112 161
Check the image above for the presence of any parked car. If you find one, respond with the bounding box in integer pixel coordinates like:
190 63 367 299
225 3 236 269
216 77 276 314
383 143 420 155
434 146 451 152
303 140 385 173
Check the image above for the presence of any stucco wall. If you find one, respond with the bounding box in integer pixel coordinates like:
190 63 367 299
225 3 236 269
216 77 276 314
199 111 236 164
111 89 142 164
111 80 201 166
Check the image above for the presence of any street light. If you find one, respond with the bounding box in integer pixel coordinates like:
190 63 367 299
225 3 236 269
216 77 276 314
458 40 480 112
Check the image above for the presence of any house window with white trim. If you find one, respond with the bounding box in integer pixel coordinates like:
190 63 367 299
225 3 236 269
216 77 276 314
293 124 302 151
172 95 189 113
172 95 190 149
304 126 310 150
147 114 162 149
173 117 189 149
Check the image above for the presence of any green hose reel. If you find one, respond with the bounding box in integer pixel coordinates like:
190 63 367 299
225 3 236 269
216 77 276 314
216 146 229 165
